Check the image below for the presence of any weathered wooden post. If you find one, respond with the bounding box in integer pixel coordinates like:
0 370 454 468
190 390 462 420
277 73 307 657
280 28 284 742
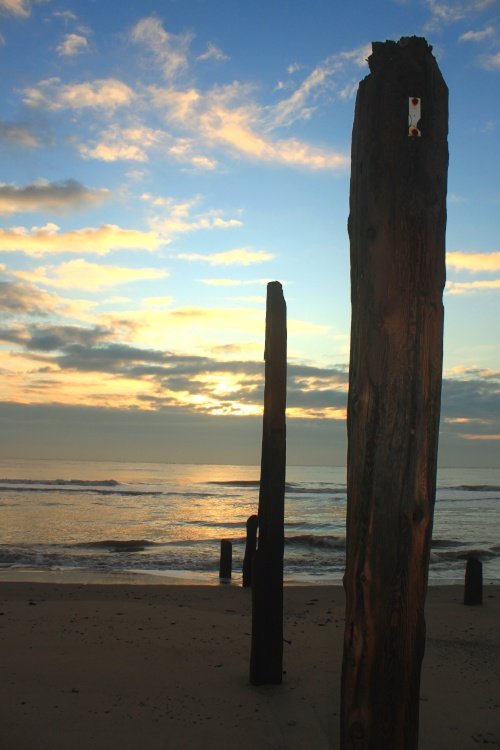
219 539 232 581
341 37 448 749
242 514 258 588
250 281 287 685
464 556 482 605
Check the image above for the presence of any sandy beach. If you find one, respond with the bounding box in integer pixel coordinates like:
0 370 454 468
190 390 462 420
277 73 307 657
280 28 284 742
0 581 498 749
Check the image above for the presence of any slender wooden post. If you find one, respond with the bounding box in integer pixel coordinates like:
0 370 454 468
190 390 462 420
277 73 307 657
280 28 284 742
341 37 448 749
242 514 258 588
219 539 232 581
464 556 482 605
250 281 287 685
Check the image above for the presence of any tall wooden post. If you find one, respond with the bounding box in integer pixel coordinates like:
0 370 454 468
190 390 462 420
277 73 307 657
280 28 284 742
341 37 448 749
250 281 287 685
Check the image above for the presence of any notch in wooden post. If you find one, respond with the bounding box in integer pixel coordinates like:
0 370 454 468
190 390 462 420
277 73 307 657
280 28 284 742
242 514 258 588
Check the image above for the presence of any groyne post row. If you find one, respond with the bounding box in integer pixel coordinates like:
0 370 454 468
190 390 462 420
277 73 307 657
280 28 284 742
250 281 287 686
342 37 448 749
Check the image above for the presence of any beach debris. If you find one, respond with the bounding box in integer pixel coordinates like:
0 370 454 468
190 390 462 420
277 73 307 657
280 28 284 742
342 36 448 749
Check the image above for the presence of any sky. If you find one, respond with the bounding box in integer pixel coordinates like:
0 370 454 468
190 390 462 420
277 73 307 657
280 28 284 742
0 0 499 467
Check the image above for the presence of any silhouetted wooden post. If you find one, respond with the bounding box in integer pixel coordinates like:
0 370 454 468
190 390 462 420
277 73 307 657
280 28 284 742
250 281 287 685
242 514 258 587
341 37 448 749
464 556 482 605
219 539 232 581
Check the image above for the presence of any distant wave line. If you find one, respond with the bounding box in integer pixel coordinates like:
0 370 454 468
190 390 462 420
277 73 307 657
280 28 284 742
438 484 500 492
0 478 120 487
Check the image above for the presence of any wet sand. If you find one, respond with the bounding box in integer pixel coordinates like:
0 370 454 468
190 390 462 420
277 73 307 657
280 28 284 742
0 582 498 749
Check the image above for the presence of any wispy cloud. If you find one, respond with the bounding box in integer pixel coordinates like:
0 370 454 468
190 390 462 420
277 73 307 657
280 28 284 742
459 25 495 41
0 180 109 214
446 279 500 294
79 124 164 162
269 45 370 129
178 248 273 266
424 0 498 31
0 120 43 148
21 17 352 172
52 10 78 23
144 195 243 240
0 0 32 17
197 42 229 63
478 50 500 70
200 278 267 287
16 259 169 291
130 16 192 80
23 78 134 112
56 33 89 57
144 28 352 171
0 223 159 256
447 250 500 272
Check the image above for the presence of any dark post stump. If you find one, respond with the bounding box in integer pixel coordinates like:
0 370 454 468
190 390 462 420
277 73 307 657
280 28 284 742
464 556 482 605
242 514 258 588
341 37 448 750
250 281 287 685
219 539 232 581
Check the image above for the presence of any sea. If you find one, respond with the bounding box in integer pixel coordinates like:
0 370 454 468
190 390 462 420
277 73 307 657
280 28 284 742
0 459 499 585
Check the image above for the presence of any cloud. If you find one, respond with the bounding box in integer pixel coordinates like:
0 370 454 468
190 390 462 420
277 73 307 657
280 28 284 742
0 279 63 316
165 135 205 165
447 250 500 272
200 278 267 287
23 78 134 112
130 16 192 80
144 195 243 239
79 124 165 162
0 120 42 148
198 101 349 169
149 77 349 171
0 223 160 256
440 368 500 421
0 0 32 17
16 258 169 291
0 180 109 214
0 316 349 417
459 25 495 41
424 0 497 31
478 51 500 70
53 10 78 22
446 279 500 294
270 45 370 129
197 42 229 63
0 323 114 351
56 33 89 57
178 248 273 266
79 121 218 169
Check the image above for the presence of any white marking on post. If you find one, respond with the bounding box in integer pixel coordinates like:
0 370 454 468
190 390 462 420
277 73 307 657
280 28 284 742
408 97 421 137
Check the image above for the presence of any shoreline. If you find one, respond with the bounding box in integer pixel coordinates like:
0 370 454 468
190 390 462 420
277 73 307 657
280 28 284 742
1 581 499 749
0 566 498 587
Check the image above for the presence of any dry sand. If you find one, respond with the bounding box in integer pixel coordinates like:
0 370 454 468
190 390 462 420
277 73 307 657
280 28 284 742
0 581 498 749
